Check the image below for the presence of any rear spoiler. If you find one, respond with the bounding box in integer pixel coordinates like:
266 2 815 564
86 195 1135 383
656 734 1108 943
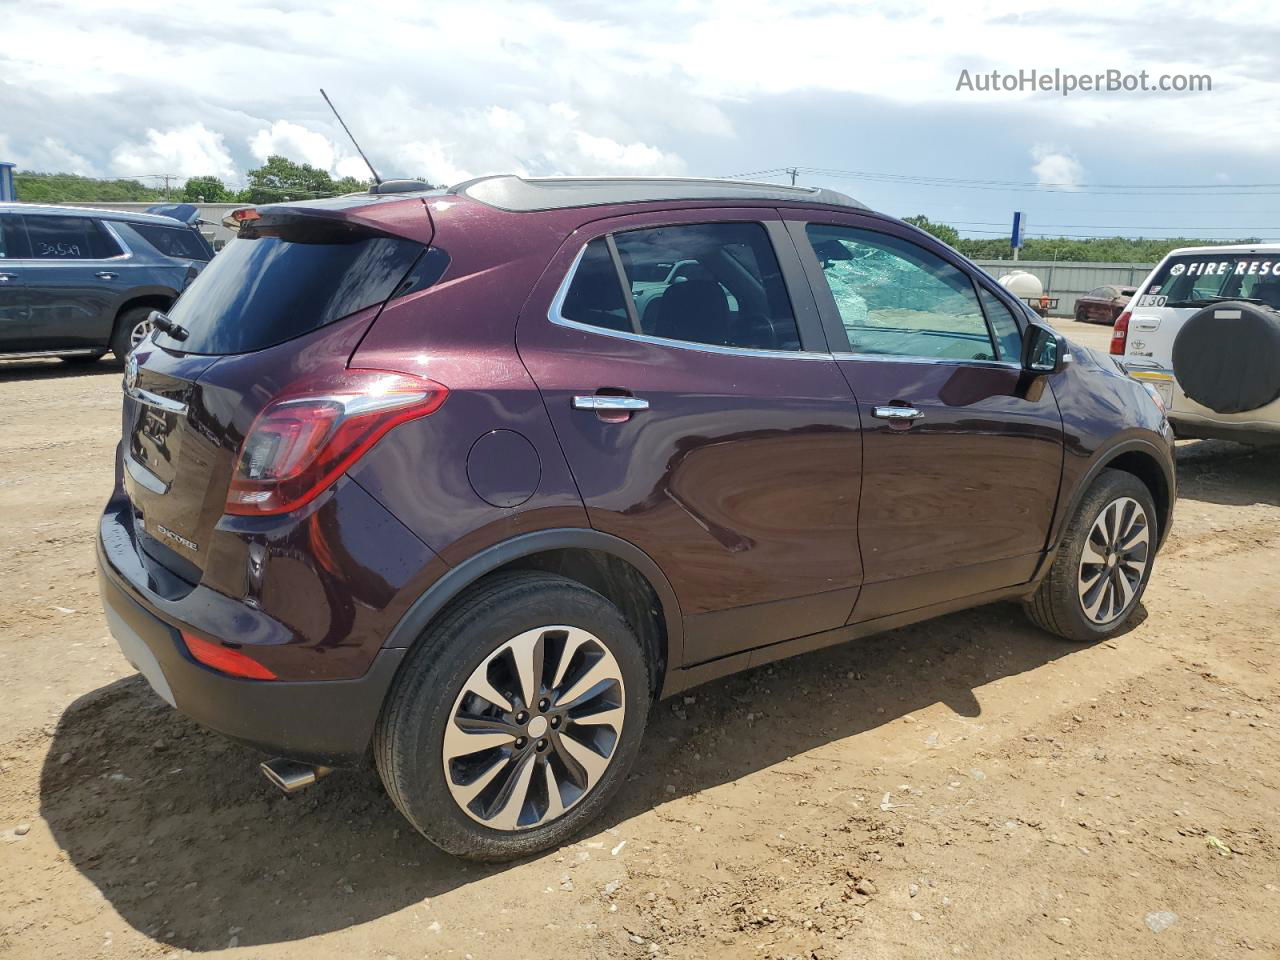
145 203 203 227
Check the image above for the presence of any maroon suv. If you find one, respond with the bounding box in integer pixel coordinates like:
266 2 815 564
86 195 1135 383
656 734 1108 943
98 176 1175 860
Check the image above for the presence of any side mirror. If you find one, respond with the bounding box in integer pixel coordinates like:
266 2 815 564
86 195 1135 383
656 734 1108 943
1021 322 1072 374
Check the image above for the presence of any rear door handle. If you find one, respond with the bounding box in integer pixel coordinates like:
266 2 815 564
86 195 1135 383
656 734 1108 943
572 395 650 412
0 273 17 283
96 271 118 280
872 405 924 421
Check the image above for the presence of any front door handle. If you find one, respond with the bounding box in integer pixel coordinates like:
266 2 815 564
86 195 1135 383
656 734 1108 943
96 271 118 280
0 273 16 283
872 405 924 421
572 395 650 412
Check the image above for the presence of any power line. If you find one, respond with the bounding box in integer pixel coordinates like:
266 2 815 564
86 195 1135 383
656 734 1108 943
724 164 1280 196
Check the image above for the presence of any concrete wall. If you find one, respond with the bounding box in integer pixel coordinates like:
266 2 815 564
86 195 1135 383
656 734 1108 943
974 259 1157 317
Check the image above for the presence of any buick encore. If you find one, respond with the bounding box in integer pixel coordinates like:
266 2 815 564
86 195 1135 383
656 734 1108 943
98 175 1176 860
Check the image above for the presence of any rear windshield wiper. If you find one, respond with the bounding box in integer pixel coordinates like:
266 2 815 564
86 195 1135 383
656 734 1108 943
151 310 189 342
1163 295 1264 308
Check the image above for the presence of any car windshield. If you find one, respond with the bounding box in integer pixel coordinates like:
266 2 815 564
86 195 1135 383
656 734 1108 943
1146 253 1280 308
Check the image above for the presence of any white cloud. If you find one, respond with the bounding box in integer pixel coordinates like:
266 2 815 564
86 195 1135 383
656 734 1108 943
0 134 100 176
249 120 340 173
110 123 235 180
1 0 1277 210
1030 145 1084 191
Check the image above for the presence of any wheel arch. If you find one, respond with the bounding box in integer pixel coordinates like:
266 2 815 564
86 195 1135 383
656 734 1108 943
382 529 684 699
112 291 178 331
1052 438 1174 554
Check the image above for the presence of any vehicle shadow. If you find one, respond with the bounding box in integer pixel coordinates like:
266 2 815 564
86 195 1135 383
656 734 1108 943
0 357 121 382
40 601 1105 951
1175 439 1280 508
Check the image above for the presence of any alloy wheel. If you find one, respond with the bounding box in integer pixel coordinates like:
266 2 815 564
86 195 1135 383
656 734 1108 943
442 625 626 831
129 317 153 348
1077 495 1150 625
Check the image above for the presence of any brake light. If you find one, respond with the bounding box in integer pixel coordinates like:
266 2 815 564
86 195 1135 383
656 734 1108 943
221 207 260 229
226 370 448 516
183 632 277 680
1110 310 1131 355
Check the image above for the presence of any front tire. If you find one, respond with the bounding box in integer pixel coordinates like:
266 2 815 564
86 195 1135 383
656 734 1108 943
110 306 157 360
1024 469 1157 642
375 572 650 861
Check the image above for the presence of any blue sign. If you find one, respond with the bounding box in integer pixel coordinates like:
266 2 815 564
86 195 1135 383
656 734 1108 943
1011 211 1025 249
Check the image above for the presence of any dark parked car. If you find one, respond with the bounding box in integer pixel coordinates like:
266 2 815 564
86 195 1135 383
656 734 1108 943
98 176 1175 860
1075 284 1137 324
0 203 212 363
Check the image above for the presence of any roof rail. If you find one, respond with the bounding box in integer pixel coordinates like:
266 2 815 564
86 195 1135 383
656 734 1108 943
448 175 867 212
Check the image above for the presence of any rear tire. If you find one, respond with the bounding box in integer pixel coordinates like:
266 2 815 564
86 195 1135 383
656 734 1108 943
375 571 650 861
110 306 158 360
1024 469 1157 642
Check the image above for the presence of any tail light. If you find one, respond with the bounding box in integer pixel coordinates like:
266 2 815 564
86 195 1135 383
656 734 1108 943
1110 310 1131 355
226 369 448 516
183 632 277 680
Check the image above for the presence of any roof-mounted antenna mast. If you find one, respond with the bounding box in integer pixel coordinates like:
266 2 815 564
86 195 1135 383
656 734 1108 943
319 88 383 186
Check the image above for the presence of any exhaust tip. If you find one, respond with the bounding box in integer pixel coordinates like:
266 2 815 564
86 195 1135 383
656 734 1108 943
260 758 332 795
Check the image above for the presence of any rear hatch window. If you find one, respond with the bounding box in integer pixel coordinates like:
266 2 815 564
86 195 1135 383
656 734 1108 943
155 215 425 355
1142 253 1280 309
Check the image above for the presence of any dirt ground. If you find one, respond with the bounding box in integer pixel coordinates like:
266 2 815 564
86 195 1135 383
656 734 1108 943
2 318 1278 960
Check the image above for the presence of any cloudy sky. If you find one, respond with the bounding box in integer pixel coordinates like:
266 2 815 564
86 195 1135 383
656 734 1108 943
3 0 1279 239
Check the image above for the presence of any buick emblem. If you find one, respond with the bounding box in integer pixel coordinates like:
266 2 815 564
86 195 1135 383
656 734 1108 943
124 354 139 391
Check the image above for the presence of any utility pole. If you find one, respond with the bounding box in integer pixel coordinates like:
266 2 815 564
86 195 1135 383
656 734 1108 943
161 174 174 199
787 167 798 185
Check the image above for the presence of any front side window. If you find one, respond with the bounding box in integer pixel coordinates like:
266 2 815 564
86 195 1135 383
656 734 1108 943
805 224 996 361
0 215 22 259
23 216 122 260
977 288 1024 361
558 222 801 351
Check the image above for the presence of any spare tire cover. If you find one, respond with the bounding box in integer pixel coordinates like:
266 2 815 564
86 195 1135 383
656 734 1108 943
1171 301 1280 414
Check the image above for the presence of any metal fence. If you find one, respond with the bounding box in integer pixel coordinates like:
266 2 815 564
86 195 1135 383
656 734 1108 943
974 259 1157 318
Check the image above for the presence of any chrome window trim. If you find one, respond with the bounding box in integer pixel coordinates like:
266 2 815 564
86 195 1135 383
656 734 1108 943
833 351 1022 370
546 241 834 362
125 385 188 415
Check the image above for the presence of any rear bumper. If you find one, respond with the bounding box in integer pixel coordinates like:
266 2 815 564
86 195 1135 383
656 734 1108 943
97 541 404 767
1167 412 1280 445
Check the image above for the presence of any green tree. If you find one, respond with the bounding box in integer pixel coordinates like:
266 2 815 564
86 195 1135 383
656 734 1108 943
903 214 961 248
183 175 231 203
245 155 336 203
332 174 372 195
13 171 166 202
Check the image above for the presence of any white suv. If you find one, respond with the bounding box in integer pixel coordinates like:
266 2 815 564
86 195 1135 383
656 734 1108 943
1115 243 1280 446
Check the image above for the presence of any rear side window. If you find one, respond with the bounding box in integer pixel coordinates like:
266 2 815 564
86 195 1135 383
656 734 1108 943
23 215 122 259
805 224 996 361
131 222 212 261
560 239 630 332
558 222 801 351
977 288 1024 361
156 218 424 355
